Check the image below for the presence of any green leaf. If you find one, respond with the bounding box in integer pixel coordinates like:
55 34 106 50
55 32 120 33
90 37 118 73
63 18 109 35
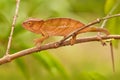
104 0 120 47
32 51 68 79
106 17 120 47
89 72 106 80
15 58 30 79
104 0 116 14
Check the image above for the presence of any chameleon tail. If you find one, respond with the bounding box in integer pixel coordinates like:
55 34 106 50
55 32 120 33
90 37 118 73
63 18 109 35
78 27 110 35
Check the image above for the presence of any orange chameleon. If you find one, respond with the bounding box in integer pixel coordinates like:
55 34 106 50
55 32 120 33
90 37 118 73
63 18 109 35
22 18 116 72
22 18 109 46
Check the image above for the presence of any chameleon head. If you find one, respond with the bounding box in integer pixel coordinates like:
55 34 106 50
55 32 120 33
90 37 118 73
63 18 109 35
22 18 44 33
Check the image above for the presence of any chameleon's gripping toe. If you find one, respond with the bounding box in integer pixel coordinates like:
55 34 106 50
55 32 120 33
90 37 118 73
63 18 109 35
70 33 77 45
34 38 43 47
70 39 75 45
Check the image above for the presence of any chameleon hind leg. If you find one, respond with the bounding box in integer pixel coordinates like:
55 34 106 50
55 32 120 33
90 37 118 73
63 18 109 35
70 34 77 45
69 27 110 46
62 34 77 46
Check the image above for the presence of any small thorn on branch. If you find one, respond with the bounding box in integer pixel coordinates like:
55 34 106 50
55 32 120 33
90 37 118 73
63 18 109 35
96 18 101 22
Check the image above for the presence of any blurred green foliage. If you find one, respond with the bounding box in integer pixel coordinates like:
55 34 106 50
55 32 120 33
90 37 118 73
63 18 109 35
0 0 120 80
104 0 120 47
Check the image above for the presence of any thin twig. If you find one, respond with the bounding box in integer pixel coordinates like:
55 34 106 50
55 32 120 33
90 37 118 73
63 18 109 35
5 0 20 55
110 42 115 72
99 3 119 72
100 1 119 28
102 14 120 20
0 35 120 65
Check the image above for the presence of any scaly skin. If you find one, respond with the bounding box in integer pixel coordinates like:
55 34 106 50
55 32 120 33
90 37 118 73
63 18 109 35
22 18 109 45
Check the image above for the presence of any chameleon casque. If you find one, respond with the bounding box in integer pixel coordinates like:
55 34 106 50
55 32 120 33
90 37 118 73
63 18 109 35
22 18 110 46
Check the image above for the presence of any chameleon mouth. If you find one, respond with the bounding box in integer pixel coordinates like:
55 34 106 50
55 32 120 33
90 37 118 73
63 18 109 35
22 22 26 27
22 22 31 31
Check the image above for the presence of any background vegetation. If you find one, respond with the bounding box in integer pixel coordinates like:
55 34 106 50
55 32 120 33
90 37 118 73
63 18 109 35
0 0 120 80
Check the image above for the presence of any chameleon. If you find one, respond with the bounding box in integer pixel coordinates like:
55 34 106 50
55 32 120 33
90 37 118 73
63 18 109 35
22 18 110 46
22 18 116 72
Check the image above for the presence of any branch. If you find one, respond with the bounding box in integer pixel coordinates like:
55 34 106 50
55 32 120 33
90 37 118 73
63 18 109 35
5 0 20 55
0 35 120 65
100 1 119 28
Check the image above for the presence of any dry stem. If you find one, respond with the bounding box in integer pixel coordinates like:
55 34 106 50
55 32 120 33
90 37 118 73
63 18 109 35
0 35 120 65
109 42 115 72
5 0 20 55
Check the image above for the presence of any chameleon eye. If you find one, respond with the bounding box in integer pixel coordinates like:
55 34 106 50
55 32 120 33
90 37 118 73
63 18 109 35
27 21 32 25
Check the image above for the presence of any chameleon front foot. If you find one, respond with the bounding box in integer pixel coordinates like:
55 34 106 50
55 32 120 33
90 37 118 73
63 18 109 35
70 34 77 45
70 38 76 45
34 38 42 47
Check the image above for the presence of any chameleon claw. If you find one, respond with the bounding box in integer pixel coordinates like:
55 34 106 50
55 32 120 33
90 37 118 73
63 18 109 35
70 38 76 45
70 34 77 46
34 39 42 47
36 43 41 48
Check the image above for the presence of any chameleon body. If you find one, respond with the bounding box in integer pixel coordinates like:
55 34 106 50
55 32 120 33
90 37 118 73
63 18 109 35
22 18 116 72
22 18 109 45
